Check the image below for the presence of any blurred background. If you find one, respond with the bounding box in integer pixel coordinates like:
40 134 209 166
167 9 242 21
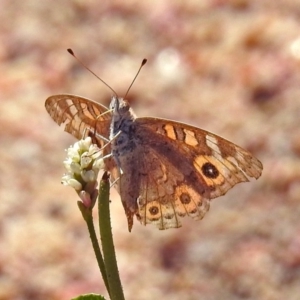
1 1 300 299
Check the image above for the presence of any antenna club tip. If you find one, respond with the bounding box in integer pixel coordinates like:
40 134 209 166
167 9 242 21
67 48 74 55
142 58 147 65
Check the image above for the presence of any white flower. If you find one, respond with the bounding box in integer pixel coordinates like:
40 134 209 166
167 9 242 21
62 137 104 208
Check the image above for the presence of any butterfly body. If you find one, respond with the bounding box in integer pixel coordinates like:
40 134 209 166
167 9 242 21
109 97 141 228
45 94 263 231
109 97 137 158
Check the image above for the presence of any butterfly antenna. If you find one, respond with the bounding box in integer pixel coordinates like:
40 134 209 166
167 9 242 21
67 48 118 96
124 58 147 98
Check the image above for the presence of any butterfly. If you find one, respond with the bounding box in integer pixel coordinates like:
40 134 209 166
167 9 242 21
45 59 263 231
45 93 263 231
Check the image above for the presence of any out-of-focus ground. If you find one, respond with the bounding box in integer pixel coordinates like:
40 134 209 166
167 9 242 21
1 1 300 299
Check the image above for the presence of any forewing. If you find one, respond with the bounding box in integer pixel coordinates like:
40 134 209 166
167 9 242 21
45 94 112 148
136 117 262 195
45 94 119 181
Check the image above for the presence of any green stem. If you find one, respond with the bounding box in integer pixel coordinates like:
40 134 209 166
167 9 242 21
98 172 125 300
77 201 111 298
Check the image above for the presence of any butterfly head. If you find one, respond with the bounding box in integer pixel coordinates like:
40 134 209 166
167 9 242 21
110 96 136 121
110 96 129 112
109 96 137 139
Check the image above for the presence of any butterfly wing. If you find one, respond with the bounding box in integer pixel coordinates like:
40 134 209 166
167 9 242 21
45 94 119 181
118 143 212 230
45 94 111 147
119 117 262 230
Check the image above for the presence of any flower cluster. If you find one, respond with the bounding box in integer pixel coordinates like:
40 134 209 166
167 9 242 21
62 137 104 208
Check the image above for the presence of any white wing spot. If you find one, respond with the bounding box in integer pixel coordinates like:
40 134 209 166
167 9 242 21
206 135 222 158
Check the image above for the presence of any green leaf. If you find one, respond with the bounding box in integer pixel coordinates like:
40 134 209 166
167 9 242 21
71 293 107 300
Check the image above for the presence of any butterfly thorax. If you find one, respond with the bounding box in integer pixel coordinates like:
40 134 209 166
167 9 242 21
109 97 138 159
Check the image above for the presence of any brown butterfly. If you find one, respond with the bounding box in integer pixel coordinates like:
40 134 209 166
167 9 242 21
45 60 263 231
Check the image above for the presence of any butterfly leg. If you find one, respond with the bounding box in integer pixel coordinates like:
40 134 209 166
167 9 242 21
100 130 124 175
96 108 113 119
110 176 120 188
81 127 110 144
